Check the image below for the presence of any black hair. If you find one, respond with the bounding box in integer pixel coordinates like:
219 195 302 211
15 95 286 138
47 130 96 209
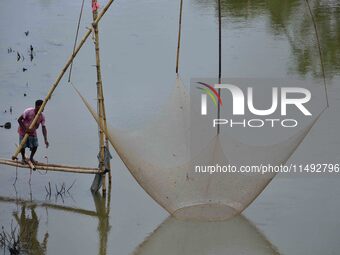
35 99 43 107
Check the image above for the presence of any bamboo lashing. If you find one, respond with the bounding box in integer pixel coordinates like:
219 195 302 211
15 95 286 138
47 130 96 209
0 159 101 174
12 0 116 160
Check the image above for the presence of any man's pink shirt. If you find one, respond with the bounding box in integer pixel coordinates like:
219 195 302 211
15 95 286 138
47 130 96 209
18 107 45 137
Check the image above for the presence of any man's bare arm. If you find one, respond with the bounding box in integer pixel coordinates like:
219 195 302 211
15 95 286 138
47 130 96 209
18 115 26 131
42 125 49 148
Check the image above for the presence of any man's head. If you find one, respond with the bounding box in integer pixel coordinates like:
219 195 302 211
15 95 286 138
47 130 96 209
35 100 44 113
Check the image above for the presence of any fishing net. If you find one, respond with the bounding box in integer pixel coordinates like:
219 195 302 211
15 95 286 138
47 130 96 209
73 77 323 221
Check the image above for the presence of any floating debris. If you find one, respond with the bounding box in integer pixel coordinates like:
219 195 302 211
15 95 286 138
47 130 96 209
30 45 34 61
0 122 11 129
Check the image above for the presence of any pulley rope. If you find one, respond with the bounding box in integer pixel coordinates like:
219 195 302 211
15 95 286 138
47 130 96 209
174 0 222 135
175 0 184 75
68 0 86 82
217 0 222 135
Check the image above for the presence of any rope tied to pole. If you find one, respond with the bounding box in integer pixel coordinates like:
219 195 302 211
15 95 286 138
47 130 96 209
68 0 85 82
217 0 222 135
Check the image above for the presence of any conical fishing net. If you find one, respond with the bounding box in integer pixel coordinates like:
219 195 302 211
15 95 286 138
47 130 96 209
73 77 323 221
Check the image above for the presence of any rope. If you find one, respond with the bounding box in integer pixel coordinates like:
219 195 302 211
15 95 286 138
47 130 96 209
68 0 86 82
218 0 222 81
175 0 184 75
304 0 329 108
217 0 222 135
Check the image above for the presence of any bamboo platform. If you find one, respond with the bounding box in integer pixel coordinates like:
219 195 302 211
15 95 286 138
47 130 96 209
0 158 101 174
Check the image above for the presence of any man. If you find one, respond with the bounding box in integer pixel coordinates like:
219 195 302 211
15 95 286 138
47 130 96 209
18 100 49 164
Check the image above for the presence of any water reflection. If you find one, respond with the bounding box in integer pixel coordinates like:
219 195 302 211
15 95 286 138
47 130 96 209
1 190 280 255
0 192 111 255
13 205 49 255
196 0 340 78
133 215 280 255
92 192 111 255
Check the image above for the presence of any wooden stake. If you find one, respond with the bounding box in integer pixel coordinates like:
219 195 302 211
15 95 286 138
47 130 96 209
12 0 116 160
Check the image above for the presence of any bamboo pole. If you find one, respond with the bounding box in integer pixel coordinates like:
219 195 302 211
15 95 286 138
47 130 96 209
106 138 112 185
103 102 112 184
20 151 36 170
12 0 116 160
101 111 112 184
0 159 101 174
92 0 110 195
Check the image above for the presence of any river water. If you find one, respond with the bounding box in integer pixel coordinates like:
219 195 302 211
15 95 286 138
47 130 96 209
0 0 340 254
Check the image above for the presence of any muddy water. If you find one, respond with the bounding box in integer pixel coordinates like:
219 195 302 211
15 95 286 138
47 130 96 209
1 0 340 254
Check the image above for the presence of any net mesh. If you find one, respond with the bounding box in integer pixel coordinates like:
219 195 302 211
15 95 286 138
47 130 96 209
73 77 322 221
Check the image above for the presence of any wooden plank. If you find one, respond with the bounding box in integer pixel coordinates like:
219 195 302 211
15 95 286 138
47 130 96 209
0 158 101 174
